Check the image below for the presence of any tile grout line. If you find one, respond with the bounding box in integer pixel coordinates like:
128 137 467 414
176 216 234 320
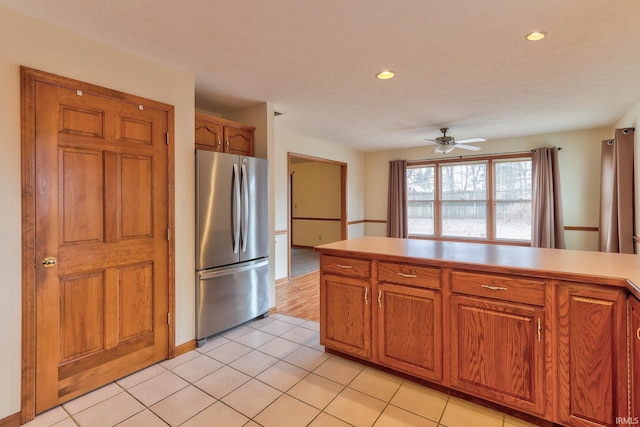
436 395 451 427
37 316 518 427
173 322 326 425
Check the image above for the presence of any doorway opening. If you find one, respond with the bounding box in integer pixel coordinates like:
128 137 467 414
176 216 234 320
287 153 347 278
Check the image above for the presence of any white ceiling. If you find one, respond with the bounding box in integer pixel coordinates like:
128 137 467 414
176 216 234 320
2 0 639 152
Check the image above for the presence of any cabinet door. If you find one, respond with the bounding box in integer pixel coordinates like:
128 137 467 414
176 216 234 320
557 284 627 427
320 274 371 359
195 118 223 152
450 295 546 416
631 296 640 423
629 295 640 419
377 283 442 381
224 126 254 156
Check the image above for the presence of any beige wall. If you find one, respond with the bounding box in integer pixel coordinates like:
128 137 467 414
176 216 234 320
0 7 195 418
364 127 612 251
274 128 365 280
291 161 342 246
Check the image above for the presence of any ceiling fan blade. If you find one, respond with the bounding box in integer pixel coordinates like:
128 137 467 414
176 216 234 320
455 137 486 144
454 143 482 151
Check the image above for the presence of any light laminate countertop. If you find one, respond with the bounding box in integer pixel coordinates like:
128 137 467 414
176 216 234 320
315 236 640 298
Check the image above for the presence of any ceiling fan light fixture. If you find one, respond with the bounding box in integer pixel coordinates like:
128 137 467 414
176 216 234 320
376 70 395 80
434 145 455 155
526 31 546 41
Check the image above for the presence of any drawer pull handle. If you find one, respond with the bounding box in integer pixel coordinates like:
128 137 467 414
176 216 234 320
336 264 353 269
637 327 640 341
397 273 417 278
481 285 508 291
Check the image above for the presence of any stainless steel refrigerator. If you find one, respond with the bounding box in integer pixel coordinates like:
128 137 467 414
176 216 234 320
195 150 269 345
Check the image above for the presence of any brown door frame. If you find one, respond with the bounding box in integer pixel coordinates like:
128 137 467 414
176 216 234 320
19 67 176 423
287 152 347 278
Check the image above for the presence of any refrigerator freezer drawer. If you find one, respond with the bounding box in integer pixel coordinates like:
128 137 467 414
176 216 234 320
196 259 269 343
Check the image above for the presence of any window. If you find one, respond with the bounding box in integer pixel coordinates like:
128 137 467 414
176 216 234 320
407 165 435 235
441 162 487 238
407 155 532 242
494 159 532 240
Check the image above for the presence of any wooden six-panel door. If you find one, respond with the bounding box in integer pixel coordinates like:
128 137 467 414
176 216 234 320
29 72 172 412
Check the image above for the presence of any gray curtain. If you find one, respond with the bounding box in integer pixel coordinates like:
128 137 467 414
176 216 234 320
599 128 635 253
386 160 408 238
531 147 565 248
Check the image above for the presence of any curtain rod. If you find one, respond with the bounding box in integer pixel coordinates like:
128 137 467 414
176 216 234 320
415 146 562 161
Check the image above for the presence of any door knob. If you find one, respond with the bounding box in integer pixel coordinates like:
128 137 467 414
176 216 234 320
42 257 57 268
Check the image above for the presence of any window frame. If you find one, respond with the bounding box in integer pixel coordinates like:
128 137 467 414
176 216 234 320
407 153 532 246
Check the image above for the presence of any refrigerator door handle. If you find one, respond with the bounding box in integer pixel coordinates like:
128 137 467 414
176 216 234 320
232 163 241 253
241 163 249 252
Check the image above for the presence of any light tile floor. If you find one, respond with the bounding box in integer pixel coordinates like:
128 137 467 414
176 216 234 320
25 314 539 427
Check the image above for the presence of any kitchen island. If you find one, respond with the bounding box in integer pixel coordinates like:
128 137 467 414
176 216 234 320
316 236 640 427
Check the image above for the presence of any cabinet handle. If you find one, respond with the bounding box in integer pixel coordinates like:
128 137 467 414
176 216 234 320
336 264 353 269
364 288 368 305
226 137 230 150
378 290 382 308
217 135 222 148
481 285 508 291
636 327 640 341
397 273 417 278
537 318 541 343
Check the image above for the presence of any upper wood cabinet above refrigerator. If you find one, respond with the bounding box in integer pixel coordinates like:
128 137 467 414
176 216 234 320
195 112 255 156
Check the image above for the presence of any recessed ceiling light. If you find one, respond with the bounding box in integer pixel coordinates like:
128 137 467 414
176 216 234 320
376 70 395 80
526 31 546 41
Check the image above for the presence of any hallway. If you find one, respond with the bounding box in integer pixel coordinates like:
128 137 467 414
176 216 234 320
275 272 320 322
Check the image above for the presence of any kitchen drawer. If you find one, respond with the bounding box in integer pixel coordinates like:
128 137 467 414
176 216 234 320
378 262 441 290
451 271 545 306
321 255 371 279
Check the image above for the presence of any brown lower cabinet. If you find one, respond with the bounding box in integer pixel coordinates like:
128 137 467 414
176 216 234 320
557 283 627 427
377 283 443 382
319 253 636 427
320 274 372 359
631 295 640 424
450 294 546 416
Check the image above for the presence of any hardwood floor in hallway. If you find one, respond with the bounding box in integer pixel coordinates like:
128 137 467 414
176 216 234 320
275 271 320 322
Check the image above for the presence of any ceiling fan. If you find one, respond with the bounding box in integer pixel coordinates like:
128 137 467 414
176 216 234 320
426 128 486 154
